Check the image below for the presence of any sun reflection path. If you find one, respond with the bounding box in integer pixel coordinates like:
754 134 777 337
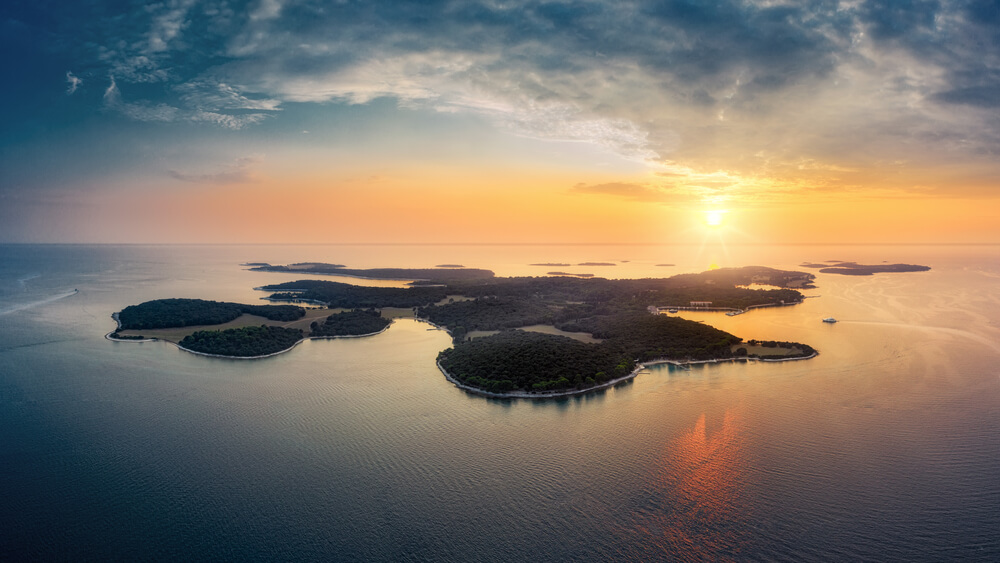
630 409 756 560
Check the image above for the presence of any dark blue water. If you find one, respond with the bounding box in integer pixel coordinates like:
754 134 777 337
2 244 998 561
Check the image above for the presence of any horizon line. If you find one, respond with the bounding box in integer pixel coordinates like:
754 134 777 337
1 242 998 247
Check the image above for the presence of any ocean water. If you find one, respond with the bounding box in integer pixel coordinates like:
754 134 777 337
1 244 998 561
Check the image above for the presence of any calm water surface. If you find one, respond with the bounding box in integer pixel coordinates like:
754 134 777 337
1 244 998 561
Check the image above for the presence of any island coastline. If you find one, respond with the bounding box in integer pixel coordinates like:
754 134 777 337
110 264 819 395
435 349 818 399
107 321 393 359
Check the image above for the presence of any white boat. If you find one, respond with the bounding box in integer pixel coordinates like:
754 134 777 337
822 317 837 323
667 308 678 314
726 310 745 316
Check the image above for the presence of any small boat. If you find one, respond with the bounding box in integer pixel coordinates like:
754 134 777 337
726 310 745 316
822 317 837 323
667 308 679 314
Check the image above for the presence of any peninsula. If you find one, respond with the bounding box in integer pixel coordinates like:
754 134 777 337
112 265 818 396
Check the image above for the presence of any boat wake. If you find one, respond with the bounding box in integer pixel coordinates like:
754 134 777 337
0 289 79 316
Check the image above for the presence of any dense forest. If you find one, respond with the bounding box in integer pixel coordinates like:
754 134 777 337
575 313 742 362
437 270 805 310
645 286 803 309
741 339 818 360
118 299 305 330
250 262 496 282
252 266 816 393
800 262 931 276
310 309 391 337
262 280 448 308
417 287 799 341
264 268 808 317
438 314 745 394
438 331 625 393
661 266 815 288
117 265 817 388
419 298 556 332
179 325 304 357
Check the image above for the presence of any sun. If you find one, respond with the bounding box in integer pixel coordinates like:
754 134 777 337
704 209 726 228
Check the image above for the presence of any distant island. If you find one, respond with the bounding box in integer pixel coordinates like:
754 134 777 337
656 263 675 267
112 265 818 396
249 262 495 283
800 261 931 275
577 262 616 266
530 263 571 267
548 271 595 277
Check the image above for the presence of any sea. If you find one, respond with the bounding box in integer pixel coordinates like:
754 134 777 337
1 244 998 561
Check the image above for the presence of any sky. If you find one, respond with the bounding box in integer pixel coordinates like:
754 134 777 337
2 0 999 244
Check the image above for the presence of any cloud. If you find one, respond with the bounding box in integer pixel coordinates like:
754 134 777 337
103 76 120 105
65 71 82 95
176 81 282 111
250 0 284 22
145 0 195 54
167 156 262 185
46 0 1000 197
103 77 269 129
103 76 176 121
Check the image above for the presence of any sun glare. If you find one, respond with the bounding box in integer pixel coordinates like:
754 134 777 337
705 210 726 228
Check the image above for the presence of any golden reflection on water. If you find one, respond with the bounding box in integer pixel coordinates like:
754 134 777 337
635 409 753 560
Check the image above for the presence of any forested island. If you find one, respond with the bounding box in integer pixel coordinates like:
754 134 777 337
248 262 495 283
113 265 818 395
800 261 931 275
111 299 391 357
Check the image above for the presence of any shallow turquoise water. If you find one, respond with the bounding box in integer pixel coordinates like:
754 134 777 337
1 244 998 561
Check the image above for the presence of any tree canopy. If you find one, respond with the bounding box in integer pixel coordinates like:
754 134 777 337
118 299 304 330
310 309 391 337
179 325 304 357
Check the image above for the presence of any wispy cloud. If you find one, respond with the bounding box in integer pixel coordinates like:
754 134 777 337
103 76 120 105
177 81 282 111
65 71 82 95
145 0 195 54
103 77 269 129
167 156 262 185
